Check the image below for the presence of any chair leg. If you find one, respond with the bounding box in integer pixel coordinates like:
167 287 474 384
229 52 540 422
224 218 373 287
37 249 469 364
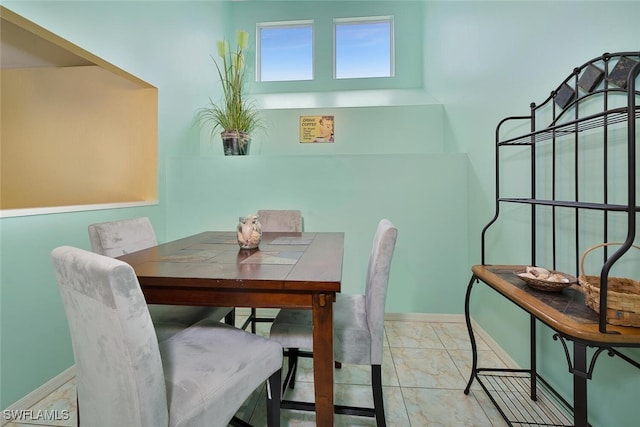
251 308 257 333
372 364 386 427
288 348 299 390
266 369 282 427
281 348 299 395
229 416 252 427
225 308 236 326
240 308 257 332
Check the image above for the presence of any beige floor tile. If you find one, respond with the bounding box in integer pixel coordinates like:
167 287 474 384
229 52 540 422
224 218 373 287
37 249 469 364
391 347 467 389
4 423 54 427
384 320 445 349
3 378 77 427
432 322 491 351
402 387 494 426
447 349 509 391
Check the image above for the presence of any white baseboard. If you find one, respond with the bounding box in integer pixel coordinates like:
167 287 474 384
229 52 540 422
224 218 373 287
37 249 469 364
1 366 75 427
384 312 465 323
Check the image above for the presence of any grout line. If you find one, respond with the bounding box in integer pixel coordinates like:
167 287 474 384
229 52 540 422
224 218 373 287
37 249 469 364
384 326 413 425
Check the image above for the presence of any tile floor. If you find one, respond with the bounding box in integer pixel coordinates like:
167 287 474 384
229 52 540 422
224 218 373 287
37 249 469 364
5 315 514 426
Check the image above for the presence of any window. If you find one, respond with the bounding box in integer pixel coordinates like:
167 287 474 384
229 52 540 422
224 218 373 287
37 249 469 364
257 21 313 82
256 16 395 84
334 16 394 79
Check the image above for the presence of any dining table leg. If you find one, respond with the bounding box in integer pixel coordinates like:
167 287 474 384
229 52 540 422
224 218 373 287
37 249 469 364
312 292 334 427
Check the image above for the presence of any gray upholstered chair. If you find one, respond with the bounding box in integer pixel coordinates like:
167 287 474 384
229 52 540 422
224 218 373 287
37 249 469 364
51 246 282 427
269 219 397 427
257 209 303 233
242 210 303 333
88 217 234 341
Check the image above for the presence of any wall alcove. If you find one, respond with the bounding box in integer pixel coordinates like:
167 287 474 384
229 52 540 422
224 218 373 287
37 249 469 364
0 6 158 216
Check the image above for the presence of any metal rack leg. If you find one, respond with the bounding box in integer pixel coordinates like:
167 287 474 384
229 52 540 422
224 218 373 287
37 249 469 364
530 315 537 401
573 342 588 427
464 275 478 394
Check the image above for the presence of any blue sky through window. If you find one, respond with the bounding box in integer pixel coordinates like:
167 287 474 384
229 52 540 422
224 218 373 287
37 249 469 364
259 25 313 82
335 20 392 79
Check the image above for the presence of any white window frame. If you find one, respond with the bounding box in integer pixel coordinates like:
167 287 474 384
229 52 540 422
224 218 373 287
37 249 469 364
256 20 314 82
333 16 395 80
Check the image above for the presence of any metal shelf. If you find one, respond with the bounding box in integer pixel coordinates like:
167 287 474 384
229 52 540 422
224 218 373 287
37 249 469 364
498 107 639 146
476 370 577 427
498 198 640 212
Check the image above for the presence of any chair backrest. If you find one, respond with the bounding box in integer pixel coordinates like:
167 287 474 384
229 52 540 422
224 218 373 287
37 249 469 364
257 210 303 232
51 246 168 426
365 219 398 365
88 217 158 257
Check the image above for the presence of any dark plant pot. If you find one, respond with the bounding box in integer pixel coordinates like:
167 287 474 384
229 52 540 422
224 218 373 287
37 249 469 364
221 130 250 155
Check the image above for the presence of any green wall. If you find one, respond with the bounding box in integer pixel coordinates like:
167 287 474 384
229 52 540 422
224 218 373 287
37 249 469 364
1 2 639 426
0 0 228 408
421 2 640 426
166 153 468 312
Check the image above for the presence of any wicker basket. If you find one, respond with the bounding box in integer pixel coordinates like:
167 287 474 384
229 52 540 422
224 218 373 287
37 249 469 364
578 243 640 327
515 268 576 292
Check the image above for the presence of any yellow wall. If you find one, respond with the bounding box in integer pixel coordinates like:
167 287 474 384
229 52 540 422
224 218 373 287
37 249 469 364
1 65 158 209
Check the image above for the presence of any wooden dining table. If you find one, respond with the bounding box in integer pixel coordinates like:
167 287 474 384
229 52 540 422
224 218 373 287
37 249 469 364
117 230 344 426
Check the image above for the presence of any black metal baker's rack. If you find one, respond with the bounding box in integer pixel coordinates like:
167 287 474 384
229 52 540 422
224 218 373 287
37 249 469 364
464 52 640 427
484 51 639 332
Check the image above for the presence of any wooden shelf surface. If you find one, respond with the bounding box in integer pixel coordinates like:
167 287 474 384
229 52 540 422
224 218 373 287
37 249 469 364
473 264 640 346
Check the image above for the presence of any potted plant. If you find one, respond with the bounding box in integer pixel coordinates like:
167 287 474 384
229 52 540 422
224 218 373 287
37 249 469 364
198 30 262 155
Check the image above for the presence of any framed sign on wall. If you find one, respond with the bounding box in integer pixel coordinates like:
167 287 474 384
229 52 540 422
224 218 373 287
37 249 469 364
299 115 334 143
